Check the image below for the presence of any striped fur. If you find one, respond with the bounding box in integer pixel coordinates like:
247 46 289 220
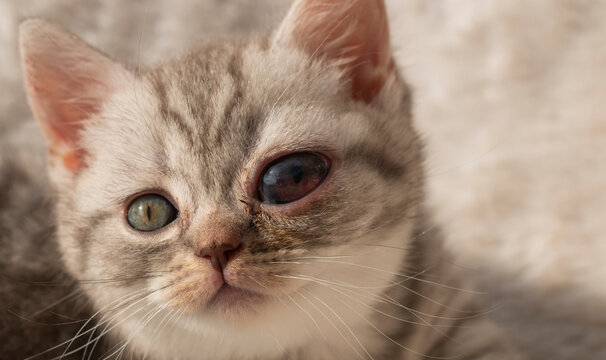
8 1 522 359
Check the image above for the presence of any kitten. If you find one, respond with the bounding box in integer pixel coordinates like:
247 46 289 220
2 0 522 358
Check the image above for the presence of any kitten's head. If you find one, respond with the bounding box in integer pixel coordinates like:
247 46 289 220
21 0 423 357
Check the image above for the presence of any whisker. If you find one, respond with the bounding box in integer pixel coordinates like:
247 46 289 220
276 258 484 295
77 273 170 284
140 308 177 359
93 302 158 360
27 289 84 318
386 291 490 322
307 291 374 360
287 294 325 337
310 279 458 328
60 288 152 359
134 2 151 77
25 288 148 360
245 274 270 290
280 274 482 321
333 295 460 360
281 274 448 327
31 282 174 360
378 291 463 345
105 304 166 360
54 292 160 360
6 308 86 326
298 291 367 360
270 331 288 357
82 321 98 360
81 291 156 360
275 273 394 290
26 273 169 287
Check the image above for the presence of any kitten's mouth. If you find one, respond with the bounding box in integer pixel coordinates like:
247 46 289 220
207 283 265 310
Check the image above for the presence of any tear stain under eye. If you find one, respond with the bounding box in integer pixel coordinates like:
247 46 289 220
178 206 190 239
240 197 261 216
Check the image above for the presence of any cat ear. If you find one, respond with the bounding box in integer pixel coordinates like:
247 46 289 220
274 0 395 103
19 19 131 173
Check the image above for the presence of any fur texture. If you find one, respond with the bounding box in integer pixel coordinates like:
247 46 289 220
7 0 523 358
15 0 524 354
1 0 604 359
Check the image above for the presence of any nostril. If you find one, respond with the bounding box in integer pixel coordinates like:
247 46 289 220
224 244 241 261
197 242 241 270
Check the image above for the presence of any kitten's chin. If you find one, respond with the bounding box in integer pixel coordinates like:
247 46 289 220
206 284 266 316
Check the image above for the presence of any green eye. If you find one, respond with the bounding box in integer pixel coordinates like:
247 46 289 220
127 194 178 232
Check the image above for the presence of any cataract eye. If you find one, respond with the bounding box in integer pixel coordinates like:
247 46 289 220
127 194 178 232
258 152 329 204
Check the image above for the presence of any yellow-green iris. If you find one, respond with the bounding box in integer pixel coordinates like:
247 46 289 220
127 194 177 231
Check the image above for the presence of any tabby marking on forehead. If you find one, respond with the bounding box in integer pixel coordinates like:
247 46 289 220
145 43 267 200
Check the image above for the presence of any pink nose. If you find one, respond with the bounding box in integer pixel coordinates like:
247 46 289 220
197 242 240 270
194 210 243 270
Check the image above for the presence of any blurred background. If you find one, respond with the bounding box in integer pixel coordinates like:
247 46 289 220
1 1 605 358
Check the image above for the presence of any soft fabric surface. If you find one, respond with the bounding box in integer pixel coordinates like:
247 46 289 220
389 2 606 357
1 1 604 358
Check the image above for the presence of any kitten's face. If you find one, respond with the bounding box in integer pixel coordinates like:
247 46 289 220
22 0 423 357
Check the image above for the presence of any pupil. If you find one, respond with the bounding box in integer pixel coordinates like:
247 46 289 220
291 165 303 183
127 194 178 232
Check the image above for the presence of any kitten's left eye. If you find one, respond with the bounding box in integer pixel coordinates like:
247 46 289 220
127 194 178 232
258 152 329 204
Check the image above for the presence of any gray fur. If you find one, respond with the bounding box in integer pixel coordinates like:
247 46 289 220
0 124 110 359
2 2 523 359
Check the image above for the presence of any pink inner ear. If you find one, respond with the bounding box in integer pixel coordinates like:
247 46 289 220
289 0 394 102
20 20 128 173
26 59 106 173
32 70 96 145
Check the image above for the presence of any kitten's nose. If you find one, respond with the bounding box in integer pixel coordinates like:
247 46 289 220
195 211 243 270
197 241 241 271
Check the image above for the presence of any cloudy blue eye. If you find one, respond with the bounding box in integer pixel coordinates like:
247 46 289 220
258 152 329 204
127 194 178 232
